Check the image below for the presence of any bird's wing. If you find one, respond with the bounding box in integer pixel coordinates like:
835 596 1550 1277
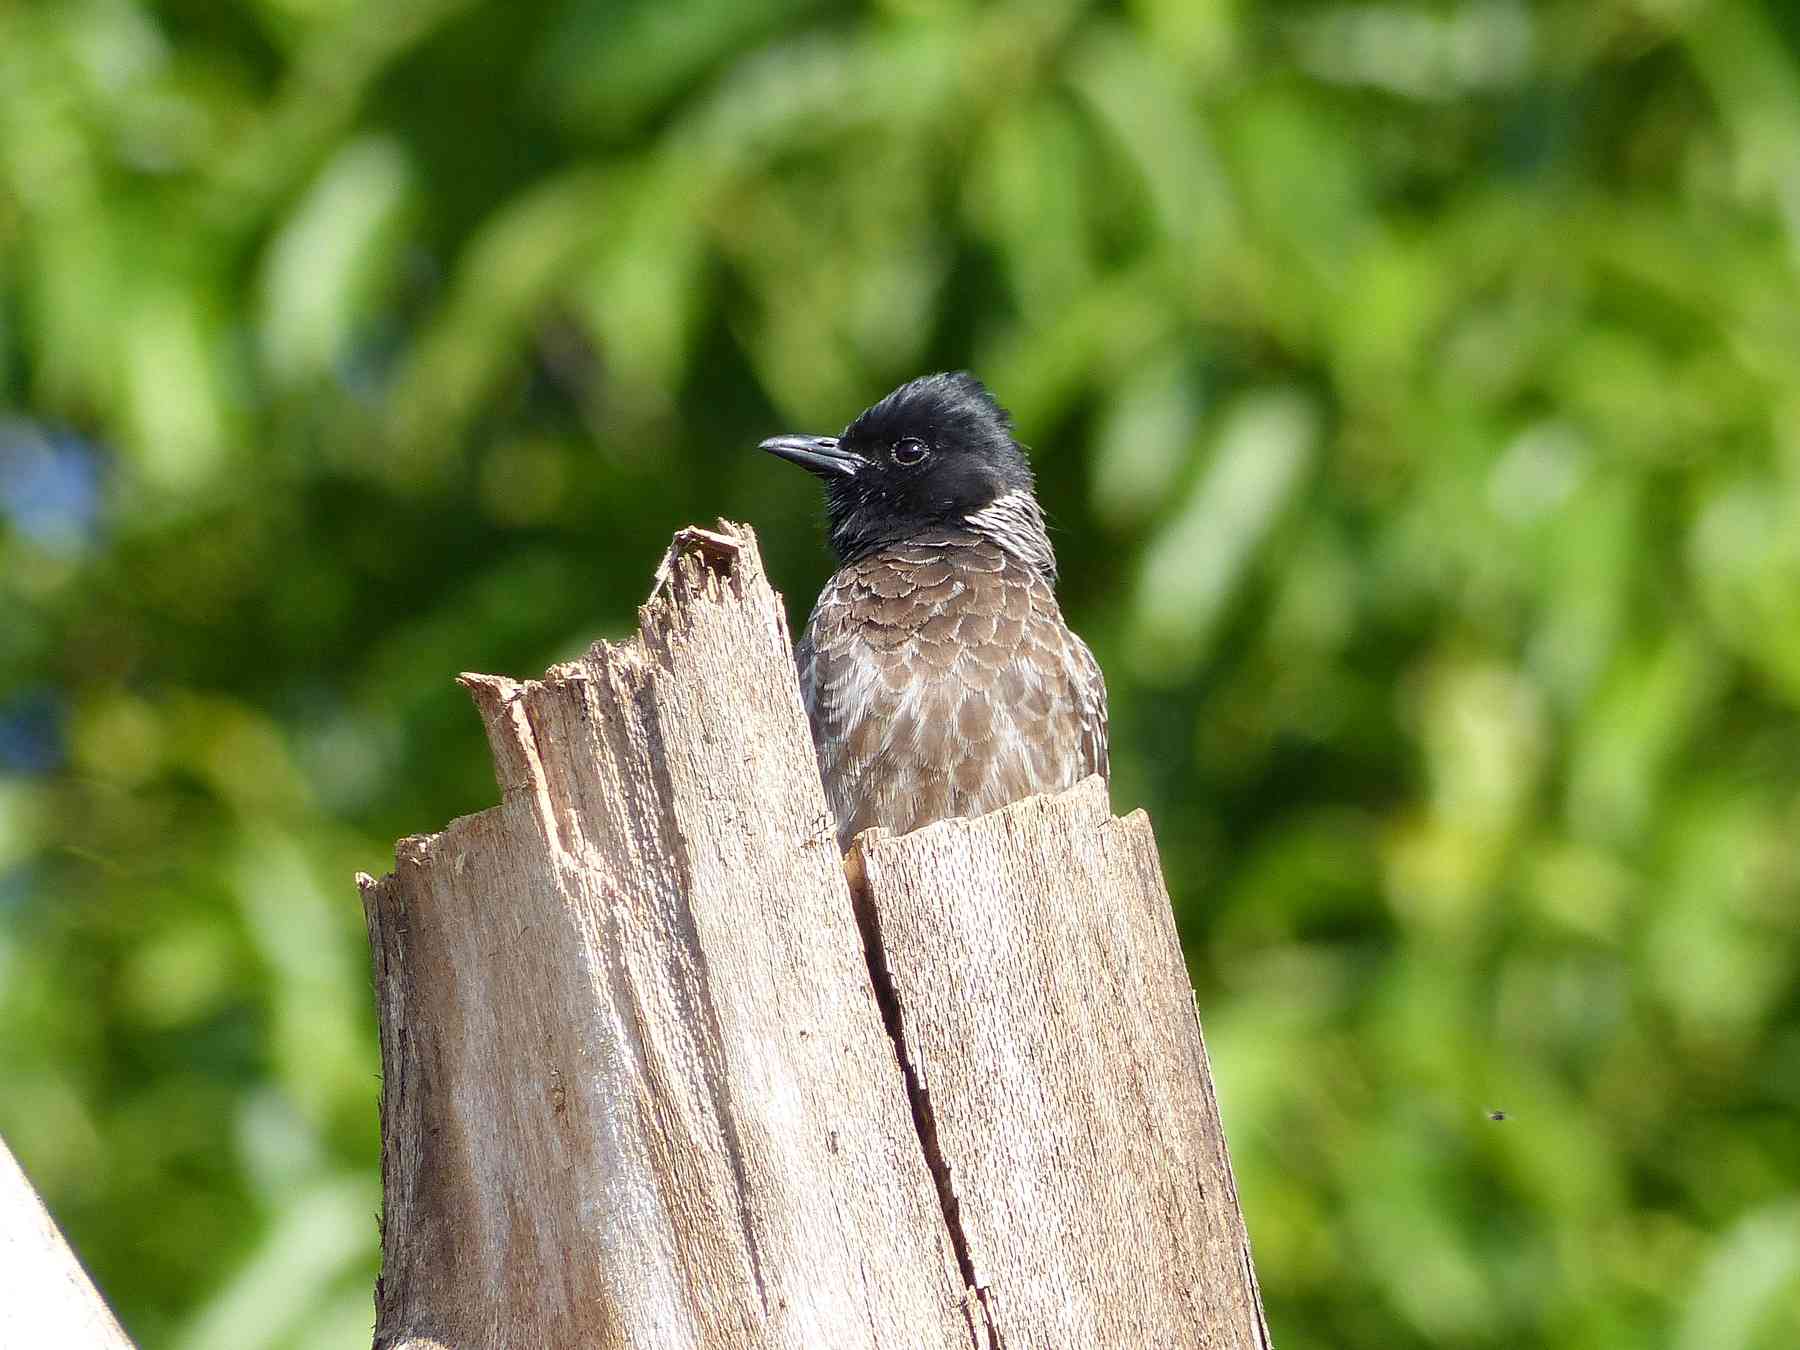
798 540 1107 845
1065 628 1110 784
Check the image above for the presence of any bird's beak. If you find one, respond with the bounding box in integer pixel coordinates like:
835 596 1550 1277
758 434 867 478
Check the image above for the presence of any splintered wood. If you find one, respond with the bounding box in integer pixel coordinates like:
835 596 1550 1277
359 520 1269 1350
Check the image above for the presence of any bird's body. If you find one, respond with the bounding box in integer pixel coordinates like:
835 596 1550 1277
762 373 1108 849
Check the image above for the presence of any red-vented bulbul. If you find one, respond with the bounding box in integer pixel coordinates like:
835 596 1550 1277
761 372 1109 850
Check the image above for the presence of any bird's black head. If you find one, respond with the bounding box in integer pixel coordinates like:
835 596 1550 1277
760 372 1055 580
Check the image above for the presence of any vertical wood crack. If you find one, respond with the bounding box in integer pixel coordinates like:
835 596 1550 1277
847 855 1001 1350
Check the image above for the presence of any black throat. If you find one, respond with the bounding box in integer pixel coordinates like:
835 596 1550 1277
828 487 1058 586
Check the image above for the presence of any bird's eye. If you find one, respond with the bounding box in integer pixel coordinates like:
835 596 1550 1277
892 438 929 465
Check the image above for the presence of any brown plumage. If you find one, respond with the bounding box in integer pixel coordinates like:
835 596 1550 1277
797 529 1107 846
762 374 1109 849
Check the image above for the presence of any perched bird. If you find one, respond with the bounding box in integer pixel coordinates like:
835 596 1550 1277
760 372 1108 850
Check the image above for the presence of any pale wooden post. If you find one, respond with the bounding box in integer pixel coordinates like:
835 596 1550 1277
358 522 1271 1349
1 1134 136 1348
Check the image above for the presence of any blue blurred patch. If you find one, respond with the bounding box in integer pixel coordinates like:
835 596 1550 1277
0 418 104 555
0 689 65 775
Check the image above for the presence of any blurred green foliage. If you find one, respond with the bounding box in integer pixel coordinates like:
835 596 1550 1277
3 0 1799 1345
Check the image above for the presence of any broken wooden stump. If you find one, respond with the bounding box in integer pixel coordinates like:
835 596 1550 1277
358 521 1270 1349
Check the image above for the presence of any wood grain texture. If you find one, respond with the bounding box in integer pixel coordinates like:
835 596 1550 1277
848 779 1273 1350
360 524 974 1350
1 1134 134 1349
361 521 1270 1350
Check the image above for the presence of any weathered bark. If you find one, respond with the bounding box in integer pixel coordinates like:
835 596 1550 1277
1 1134 135 1348
359 521 1270 1349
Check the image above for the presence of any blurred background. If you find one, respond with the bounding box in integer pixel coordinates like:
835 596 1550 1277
3 0 1799 1345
